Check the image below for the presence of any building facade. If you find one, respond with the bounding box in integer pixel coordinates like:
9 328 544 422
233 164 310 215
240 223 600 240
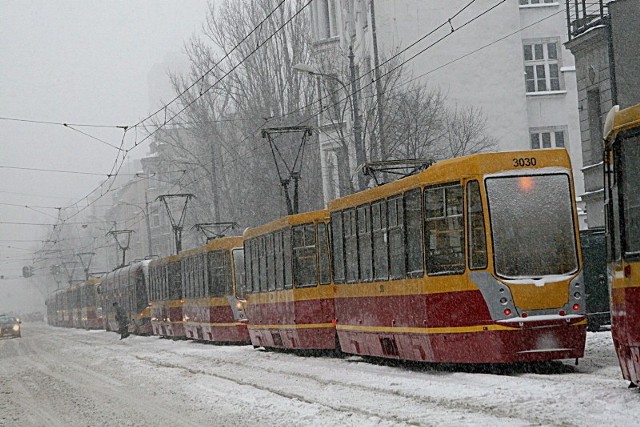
565 0 640 228
309 0 586 226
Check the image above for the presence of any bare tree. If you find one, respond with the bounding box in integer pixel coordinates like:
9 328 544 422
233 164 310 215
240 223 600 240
152 0 323 229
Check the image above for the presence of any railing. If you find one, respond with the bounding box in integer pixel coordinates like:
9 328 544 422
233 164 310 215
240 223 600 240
566 0 608 41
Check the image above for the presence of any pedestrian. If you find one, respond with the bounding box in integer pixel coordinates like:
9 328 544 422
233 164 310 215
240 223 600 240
113 302 130 339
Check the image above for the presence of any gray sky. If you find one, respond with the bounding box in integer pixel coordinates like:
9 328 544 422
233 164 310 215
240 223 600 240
0 1 209 294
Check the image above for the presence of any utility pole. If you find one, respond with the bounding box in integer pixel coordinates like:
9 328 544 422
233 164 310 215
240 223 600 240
157 193 195 254
370 0 387 165
349 45 367 191
107 230 134 268
262 126 313 215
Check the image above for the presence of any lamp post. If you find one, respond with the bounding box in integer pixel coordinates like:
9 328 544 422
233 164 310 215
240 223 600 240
293 46 367 191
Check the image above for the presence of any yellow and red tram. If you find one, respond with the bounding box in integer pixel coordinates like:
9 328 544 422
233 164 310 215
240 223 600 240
45 278 102 330
180 236 249 343
603 103 640 386
99 260 152 335
149 255 185 338
328 149 586 363
243 210 335 350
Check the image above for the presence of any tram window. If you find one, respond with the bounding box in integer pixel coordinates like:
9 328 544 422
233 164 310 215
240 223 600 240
425 184 465 275
405 189 424 277
208 251 226 296
344 209 359 282
318 223 331 284
258 237 268 292
388 196 406 279
200 254 207 298
283 229 293 289
169 262 182 300
293 224 318 287
135 272 146 311
486 174 577 277
621 135 640 257
467 180 488 269
266 234 276 291
357 205 373 281
274 231 285 290
232 248 246 298
372 200 389 280
331 212 346 283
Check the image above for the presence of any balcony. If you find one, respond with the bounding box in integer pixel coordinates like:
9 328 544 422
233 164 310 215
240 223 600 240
566 0 609 41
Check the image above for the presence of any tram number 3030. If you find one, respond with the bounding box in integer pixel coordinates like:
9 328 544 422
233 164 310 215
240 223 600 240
513 157 537 167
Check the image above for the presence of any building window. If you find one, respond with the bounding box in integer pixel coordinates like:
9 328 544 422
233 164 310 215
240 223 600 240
314 0 338 41
519 0 557 5
529 128 567 149
524 40 561 93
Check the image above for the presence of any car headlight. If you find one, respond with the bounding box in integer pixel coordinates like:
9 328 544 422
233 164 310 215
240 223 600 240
12 325 20 332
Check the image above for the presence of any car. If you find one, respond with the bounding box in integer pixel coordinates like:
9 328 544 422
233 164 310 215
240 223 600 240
0 315 21 338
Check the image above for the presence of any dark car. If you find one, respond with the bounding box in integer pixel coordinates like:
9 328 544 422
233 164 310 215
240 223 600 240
0 315 21 338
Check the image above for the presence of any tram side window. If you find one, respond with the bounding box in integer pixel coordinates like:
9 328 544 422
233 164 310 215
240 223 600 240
169 262 182 300
388 196 406 279
266 234 276 291
280 229 290 289
467 180 488 269
274 231 285 290
331 212 346 283
259 237 268 292
293 224 318 287
372 200 389 280
621 135 640 257
251 239 260 292
208 250 228 296
425 184 465 275
135 272 146 310
405 189 424 277
232 248 246 298
317 223 331 284
199 254 207 297
344 209 359 282
358 205 373 281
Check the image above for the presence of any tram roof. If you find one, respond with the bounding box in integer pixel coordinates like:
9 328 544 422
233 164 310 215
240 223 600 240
328 149 571 210
604 103 640 142
179 235 243 257
243 209 329 239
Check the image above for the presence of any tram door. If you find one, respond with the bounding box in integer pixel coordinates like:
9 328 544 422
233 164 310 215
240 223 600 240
580 227 610 331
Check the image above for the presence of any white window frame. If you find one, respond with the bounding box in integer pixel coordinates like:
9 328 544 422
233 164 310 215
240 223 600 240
523 39 563 94
529 127 568 150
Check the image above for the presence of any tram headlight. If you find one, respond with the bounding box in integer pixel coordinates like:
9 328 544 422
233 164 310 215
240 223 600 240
499 297 508 305
573 291 582 299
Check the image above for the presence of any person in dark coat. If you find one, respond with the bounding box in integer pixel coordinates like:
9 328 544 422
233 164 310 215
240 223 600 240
113 302 130 339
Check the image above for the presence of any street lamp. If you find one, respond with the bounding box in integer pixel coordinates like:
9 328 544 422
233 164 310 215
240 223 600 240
293 46 367 191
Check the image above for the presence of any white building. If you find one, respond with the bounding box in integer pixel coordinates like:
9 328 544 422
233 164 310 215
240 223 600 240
309 0 586 227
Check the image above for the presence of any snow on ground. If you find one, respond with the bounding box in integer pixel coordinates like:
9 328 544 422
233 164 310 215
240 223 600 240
1 323 638 427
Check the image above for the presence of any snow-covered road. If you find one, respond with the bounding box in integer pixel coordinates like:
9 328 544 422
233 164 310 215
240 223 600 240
0 323 637 426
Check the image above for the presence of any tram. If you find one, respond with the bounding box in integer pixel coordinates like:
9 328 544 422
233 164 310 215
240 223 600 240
45 278 102 330
243 210 335 351
328 149 586 363
149 254 185 338
603 103 640 386
99 260 152 335
180 236 249 343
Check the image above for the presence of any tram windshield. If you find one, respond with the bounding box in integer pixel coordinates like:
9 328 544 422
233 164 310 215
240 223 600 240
486 173 578 279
